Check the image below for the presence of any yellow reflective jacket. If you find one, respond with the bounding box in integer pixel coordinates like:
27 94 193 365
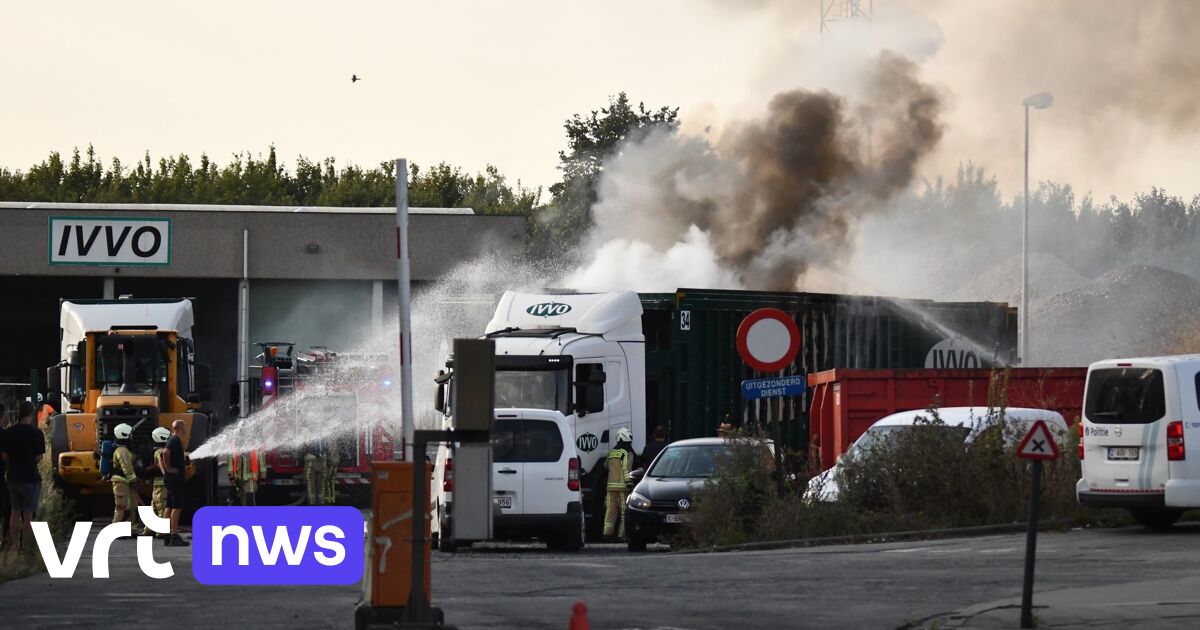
605 448 630 491
112 445 137 484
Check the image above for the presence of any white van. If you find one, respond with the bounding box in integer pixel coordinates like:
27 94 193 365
808 407 1069 501
432 409 585 551
1077 356 1200 528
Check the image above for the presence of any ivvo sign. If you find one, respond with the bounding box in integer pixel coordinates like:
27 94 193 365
49 217 171 266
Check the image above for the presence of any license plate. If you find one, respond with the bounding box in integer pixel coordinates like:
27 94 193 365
1108 447 1139 461
664 514 684 524
271 478 301 485
494 496 513 509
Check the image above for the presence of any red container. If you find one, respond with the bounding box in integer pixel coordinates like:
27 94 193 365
806 368 1087 470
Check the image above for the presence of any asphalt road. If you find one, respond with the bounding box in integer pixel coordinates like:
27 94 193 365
3 522 1200 629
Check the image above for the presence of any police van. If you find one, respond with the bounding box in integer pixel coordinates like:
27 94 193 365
1077 355 1200 528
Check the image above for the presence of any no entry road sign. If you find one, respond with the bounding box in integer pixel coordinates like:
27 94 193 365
1016 419 1061 460
735 308 800 373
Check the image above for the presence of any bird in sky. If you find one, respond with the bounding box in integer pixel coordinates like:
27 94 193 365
351 74 362 83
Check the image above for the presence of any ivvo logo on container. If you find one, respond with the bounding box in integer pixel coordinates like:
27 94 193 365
193 506 364 585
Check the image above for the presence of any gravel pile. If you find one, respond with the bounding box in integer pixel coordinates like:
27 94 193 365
951 253 1088 305
1027 265 1200 366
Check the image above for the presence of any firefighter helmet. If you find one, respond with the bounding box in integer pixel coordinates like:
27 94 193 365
152 427 170 444
114 423 134 440
615 427 633 444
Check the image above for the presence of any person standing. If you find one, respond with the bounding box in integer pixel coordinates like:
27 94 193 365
109 423 139 528
140 427 171 536
162 419 188 547
228 449 266 506
639 425 669 469
302 438 336 506
36 394 55 431
2 401 44 551
602 427 634 541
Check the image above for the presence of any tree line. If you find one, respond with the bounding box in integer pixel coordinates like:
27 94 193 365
0 93 676 264
2 92 1193 274
890 163 1200 279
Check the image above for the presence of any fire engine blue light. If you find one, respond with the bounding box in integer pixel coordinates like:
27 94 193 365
264 379 274 389
382 379 393 388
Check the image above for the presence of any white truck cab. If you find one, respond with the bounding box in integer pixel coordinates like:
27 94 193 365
1077 355 1200 528
432 291 646 538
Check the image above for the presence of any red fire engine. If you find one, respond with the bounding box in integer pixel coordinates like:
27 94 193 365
241 342 399 504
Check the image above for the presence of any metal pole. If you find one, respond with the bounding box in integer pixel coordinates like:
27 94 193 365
395 159 415 462
409 435 427 622
1020 459 1042 628
371 280 384 340
1020 105 1029 366
238 229 249 417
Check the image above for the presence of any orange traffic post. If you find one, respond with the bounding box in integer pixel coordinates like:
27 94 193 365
569 602 590 630
354 461 444 629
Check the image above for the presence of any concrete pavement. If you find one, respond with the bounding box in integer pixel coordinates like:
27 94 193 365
5 522 1200 628
928 576 1200 628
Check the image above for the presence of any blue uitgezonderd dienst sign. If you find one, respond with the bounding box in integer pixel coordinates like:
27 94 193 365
740 376 806 400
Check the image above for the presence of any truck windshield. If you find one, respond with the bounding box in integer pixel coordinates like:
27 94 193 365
494 369 570 415
95 335 166 393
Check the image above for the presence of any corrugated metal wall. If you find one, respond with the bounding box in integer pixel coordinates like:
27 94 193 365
641 289 1018 451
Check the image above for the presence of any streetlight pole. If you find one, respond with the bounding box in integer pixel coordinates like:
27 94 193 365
1020 91 1053 366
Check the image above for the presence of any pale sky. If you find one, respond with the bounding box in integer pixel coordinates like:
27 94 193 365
3 1 1196 202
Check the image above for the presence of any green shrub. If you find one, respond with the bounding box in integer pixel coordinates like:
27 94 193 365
37 430 78 540
679 430 778 547
680 370 1111 548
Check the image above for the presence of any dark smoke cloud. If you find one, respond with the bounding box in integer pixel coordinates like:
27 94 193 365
576 51 941 292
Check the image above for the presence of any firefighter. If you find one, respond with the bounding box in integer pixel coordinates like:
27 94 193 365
302 438 337 506
109 423 138 526
228 449 267 506
603 427 635 541
36 394 55 430
140 427 170 536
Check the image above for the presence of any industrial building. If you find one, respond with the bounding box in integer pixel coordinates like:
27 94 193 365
0 201 525 418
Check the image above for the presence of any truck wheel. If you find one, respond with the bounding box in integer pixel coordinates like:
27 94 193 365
48 415 93 520
584 461 608 541
51 472 92 521
1130 508 1182 529
184 414 214 522
49 414 69 462
561 511 585 552
437 507 457 553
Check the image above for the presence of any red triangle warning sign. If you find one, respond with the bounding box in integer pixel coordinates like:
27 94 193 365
1016 419 1061 461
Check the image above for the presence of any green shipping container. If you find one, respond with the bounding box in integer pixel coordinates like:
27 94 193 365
639 289 1017 452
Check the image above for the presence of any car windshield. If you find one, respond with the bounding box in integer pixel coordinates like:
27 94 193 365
494 368 570 415
846 424 972 458
647 444 729 478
